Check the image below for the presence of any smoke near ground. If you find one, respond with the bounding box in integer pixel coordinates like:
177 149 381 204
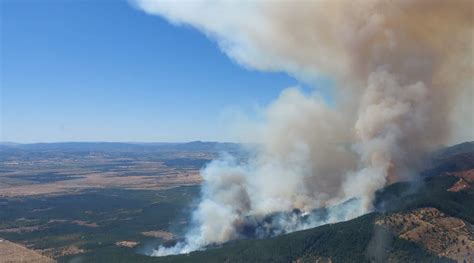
133 0 473 256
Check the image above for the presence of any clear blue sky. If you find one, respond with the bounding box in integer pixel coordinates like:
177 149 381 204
1 0 307 143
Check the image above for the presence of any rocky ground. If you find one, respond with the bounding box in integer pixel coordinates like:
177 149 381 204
377 207 474 263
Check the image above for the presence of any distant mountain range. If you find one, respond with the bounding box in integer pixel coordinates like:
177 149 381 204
0 141 241 153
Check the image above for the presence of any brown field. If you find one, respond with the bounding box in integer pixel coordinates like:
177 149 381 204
447 169 474 192
0 238 55 263
0 151 207 197
141 230 175 240
115 241 140 248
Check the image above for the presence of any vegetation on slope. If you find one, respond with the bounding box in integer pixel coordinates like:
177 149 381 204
144 143 474 263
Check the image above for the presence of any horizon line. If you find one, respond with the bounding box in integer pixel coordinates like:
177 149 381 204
0 140 240 145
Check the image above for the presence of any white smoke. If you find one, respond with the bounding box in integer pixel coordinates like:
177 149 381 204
132 0 474 256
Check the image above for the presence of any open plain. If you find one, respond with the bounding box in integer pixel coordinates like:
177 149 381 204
0 142 237 262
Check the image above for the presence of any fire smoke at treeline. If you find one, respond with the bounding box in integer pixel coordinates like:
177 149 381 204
133 0 473 256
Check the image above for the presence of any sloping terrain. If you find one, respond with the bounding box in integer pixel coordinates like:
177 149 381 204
62 213 447 263
448 169 474 192
0 238 55 263
136 142 473 263
377 208 473 262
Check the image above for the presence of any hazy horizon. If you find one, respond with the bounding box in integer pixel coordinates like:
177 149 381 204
0 140 238 144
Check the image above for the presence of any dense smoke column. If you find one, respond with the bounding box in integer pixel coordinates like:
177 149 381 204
341 1 473 208
134 0 474 255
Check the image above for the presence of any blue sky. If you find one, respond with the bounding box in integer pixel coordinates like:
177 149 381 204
1 0 304 143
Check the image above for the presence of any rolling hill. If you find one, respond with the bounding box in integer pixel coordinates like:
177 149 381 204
145 142 474 263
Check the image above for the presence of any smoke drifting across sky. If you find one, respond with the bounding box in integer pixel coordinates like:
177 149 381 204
134 0 473 256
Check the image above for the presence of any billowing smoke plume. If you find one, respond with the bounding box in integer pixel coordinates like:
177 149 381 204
134 0 473 255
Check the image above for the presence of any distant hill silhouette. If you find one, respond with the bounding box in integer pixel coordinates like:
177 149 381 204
0 141 241 153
